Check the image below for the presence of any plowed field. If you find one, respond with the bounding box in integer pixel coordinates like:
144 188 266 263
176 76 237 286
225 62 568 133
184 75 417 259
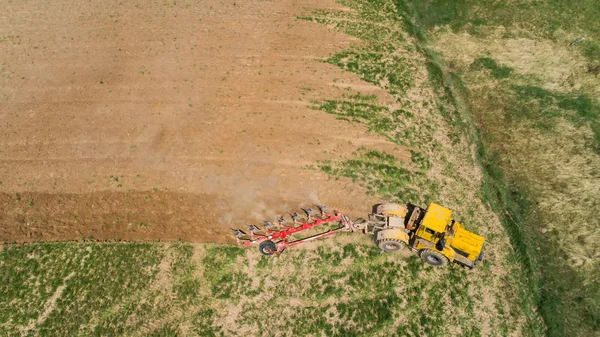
0 0 406 242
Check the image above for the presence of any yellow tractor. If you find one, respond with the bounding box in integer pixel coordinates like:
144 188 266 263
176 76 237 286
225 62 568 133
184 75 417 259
362 202 485 268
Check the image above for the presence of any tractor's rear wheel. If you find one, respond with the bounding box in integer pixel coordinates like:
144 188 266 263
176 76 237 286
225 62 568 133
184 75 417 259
420 249 448 267
377 239 405 253
258 240 278 255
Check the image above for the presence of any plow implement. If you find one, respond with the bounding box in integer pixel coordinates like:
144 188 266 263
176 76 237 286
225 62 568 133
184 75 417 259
234 206 356 255
234 202 487 269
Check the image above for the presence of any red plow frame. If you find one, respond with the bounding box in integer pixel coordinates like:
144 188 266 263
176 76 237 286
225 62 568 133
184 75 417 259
234 209 356 255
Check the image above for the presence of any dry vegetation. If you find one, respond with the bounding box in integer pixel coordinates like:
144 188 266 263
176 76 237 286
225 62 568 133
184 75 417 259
407 0 600 336
436 29 600 270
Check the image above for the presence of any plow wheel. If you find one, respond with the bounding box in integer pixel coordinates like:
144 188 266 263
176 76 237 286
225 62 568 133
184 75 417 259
420 249 448 267
377 238 405 253
258 240 278 255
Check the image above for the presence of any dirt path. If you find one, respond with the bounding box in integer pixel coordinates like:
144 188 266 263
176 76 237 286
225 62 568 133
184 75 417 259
0 0 408 242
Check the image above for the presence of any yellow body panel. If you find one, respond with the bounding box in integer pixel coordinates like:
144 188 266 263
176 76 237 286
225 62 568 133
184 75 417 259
441 246 456 261
413 240 427 251
415 226 436 242
449 222 485 261
377 228 409 244
421 203 452 233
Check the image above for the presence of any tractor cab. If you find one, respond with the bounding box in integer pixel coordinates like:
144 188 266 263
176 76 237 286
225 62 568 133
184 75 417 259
416 203 451 245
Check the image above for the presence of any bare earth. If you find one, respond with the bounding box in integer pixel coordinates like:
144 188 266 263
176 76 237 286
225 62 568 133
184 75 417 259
0 0 406 242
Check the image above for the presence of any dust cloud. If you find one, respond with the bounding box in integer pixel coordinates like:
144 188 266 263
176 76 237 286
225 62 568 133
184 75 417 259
201 175 324 229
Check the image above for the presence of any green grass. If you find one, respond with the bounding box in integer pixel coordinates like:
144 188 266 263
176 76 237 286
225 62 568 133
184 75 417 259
0 179 541 334
312 93 429 148
230 238 482 337
299 3 415 97
202 245 248 300
505 85 600 149
470 57 514 79
395 0 600 60
0 243 164 336
324 50 414 95
319 148 433 204
0 243 226 336
0 239 491 336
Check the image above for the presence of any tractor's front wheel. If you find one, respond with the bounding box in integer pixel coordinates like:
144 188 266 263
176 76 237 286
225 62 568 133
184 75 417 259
258 240 278 255
377 238 405 253
420 249 448 267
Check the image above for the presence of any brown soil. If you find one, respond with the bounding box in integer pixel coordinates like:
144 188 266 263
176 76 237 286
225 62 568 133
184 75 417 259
0 0 407 242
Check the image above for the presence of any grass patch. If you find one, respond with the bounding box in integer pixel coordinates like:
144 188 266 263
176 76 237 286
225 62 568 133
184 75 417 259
511 85 600 135
202 245 250 299
0 243 164 336
312 93 419 146
169 242 202 302
236 238 479 337
320 148 433 204
470 57 514 79
0 242 227 336
325 51 414 95
0 237 518 336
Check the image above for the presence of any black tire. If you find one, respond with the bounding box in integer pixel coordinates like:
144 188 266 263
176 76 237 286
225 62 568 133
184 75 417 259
258 240 277 255
474 251 484 267
377 239 406 253
420 249 448 267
